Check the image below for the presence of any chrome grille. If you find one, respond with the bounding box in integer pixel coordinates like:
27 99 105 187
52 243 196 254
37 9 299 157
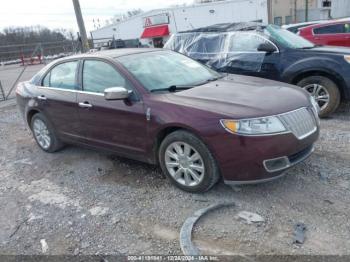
279 108 317 140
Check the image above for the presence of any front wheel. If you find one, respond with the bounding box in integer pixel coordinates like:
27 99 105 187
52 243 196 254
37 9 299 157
159 130 220 193
297 76 341 117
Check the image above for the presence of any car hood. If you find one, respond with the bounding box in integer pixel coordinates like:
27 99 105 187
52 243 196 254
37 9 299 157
163 75 310 118
306 46 350 55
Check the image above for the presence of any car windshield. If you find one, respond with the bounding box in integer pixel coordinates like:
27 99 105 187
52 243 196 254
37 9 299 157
265 25 315 49
116 51 221 92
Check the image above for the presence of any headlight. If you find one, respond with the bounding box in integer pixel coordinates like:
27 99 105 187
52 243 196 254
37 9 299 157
344 56 350 64
220 116 287 135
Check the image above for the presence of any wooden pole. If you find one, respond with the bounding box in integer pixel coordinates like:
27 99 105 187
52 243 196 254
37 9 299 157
305 0 309 22
72 0 89 53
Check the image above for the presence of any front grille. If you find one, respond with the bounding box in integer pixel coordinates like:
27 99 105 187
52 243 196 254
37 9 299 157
279 108 317 140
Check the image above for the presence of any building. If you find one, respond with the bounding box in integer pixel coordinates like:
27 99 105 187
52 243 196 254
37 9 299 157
91 0 350 47
91 0 269 48
271 0 350 26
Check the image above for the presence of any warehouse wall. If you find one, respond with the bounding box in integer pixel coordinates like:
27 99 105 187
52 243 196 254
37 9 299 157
91 0 268 44
331 0 350 18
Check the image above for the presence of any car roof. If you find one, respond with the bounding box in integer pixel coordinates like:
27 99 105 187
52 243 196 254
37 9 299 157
179 22 266 33
282 21 326 29
69 48 162 60
301 19 350 30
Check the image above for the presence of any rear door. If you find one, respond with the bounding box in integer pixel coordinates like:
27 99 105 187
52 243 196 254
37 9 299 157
77 58 147 157
312 23 350 47
225 32 281 80
37 60 82 140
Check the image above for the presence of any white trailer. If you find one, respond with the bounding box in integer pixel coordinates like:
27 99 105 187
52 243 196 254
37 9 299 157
91 0 268 48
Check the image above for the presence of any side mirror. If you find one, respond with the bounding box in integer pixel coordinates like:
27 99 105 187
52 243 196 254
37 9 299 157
257 43 277 53
104 87 131 100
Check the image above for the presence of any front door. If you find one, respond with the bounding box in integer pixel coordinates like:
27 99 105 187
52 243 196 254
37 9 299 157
37 60 82 140
224 32 281 81
77 59 147 158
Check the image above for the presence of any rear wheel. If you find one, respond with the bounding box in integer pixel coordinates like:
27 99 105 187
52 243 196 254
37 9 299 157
30 113 63 153
297 76 341 117
159 130 220 193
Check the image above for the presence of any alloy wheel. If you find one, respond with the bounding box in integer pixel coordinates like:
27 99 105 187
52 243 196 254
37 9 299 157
302 84 330 111
164 142 205 187
33 118 51 150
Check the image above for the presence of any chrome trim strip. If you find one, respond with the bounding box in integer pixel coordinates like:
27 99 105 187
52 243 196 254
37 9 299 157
37 86 104 96
263 156 291 173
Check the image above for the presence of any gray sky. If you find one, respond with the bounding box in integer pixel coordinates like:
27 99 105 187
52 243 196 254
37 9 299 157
0 0 193 33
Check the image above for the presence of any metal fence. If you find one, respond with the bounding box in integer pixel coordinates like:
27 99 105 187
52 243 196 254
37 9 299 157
0 40 80 66
0 40 81 102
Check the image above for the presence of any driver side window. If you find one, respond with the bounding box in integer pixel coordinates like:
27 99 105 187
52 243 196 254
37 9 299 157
229 33 270 52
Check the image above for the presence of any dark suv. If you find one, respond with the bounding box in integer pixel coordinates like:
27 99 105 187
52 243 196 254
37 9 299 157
165 23 350 117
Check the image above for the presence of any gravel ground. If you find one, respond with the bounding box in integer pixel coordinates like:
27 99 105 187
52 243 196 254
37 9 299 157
0 101 349 257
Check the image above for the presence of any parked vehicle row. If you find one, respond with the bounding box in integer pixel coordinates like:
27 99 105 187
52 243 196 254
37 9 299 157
16 49 320 193
164 23 350 117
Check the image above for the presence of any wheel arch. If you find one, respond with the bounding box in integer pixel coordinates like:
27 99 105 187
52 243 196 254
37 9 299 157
290 69 347 101
26 108 41 127
151 124 206 165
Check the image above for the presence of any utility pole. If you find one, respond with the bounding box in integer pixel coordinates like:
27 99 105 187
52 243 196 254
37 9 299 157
72 0 89 53
267 0 273 24
305 0 309 22
294 0 297 23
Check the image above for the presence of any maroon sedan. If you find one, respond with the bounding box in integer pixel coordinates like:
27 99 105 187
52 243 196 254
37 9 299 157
16 49 320 193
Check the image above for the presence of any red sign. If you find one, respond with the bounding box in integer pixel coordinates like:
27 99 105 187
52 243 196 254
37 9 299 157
143 13 169 28
144 17 153 27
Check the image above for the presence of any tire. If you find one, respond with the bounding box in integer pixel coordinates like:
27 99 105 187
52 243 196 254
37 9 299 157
30 113 64 153
297 76 341 117
159 130 220 193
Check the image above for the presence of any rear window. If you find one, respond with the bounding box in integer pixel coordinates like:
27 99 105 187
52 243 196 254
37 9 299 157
42 61 78 90
314 24 347 34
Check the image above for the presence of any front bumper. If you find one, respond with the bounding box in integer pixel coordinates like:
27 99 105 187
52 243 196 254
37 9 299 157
206 127 319 184
224 145 314 185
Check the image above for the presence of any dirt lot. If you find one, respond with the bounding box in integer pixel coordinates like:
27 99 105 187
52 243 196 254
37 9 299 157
0 69 349 257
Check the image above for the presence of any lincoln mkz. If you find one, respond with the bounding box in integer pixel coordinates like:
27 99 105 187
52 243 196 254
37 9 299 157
17 49 320 192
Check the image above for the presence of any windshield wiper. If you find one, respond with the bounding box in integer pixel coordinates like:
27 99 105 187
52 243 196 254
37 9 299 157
194 75 225 86
150 85 193 93
150 75 224 93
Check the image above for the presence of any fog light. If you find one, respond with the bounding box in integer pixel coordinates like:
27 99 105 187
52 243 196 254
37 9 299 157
263 156 290 173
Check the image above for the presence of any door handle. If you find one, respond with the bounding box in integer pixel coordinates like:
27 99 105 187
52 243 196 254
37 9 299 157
37 95 47 101
78 102 93 108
